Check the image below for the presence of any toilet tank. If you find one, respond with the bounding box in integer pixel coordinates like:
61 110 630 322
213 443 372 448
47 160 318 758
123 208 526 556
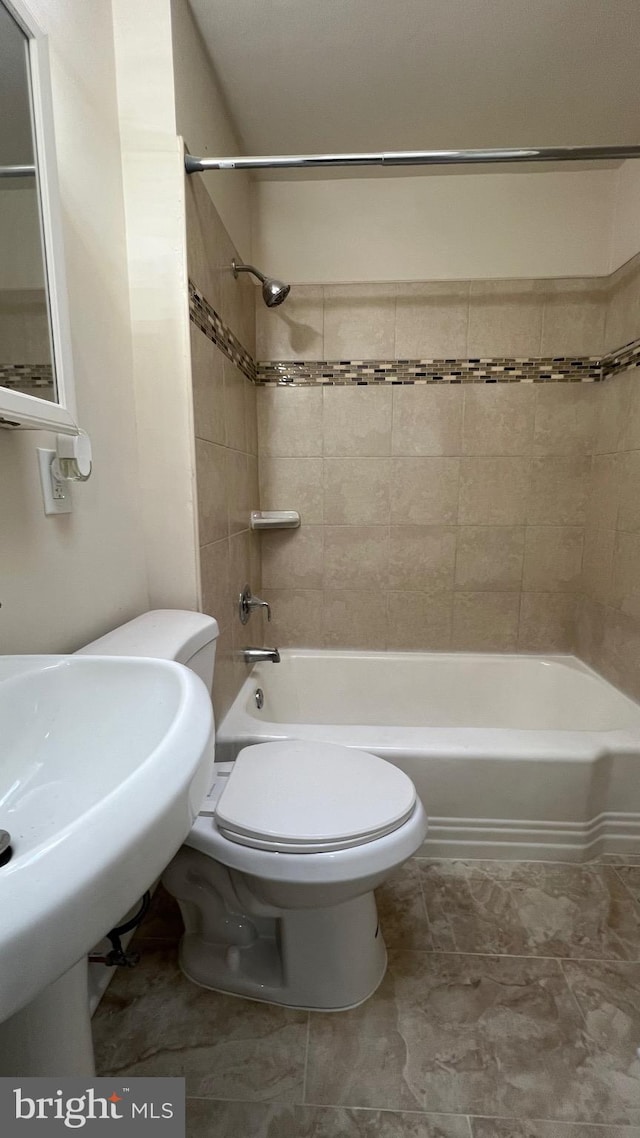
77 610 219 692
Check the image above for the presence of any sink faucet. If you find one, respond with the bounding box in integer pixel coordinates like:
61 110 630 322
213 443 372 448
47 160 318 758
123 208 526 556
243 647 281 664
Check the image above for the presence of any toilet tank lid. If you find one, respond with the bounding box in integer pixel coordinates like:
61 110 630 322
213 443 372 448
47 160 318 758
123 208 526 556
76 610 219 665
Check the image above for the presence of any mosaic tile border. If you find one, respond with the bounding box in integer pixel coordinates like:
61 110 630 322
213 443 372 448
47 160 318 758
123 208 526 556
256 336 640 386
188 276 640 389
189 281 255 383
0 363 54 391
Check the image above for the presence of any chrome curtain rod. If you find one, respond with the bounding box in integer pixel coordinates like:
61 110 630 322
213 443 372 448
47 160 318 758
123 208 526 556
0 164 35 179
185 145 640 174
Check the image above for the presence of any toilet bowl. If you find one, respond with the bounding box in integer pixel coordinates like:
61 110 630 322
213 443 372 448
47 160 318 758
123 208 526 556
81 611 428 1011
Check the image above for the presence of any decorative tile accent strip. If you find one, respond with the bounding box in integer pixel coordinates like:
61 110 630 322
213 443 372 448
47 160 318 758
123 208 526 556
602 336 640 380
256 356 603 386
0 363 54 391
189 281 255 383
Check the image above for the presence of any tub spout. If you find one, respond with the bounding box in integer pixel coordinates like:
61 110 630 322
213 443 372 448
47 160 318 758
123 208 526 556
243 647 281 664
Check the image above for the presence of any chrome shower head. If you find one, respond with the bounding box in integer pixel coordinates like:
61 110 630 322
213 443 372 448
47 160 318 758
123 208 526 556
232 259 290 308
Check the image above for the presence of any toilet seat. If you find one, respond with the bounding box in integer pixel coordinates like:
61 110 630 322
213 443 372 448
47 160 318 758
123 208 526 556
214 740 417 854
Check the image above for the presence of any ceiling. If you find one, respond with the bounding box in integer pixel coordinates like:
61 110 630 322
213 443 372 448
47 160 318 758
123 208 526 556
188 0 640 167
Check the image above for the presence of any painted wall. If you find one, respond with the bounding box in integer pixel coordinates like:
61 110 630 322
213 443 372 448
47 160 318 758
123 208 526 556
170 0 252 260
0 0 148 653
112 0 199 613
252 167 627 284
611 160 640 273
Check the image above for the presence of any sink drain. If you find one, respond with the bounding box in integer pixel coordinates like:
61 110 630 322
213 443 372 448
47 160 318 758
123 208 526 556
0 830 12 867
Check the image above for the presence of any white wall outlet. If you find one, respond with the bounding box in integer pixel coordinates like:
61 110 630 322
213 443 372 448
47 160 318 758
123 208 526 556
37 447 72 515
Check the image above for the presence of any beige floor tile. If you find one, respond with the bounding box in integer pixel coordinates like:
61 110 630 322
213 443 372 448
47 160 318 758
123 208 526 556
418 861 640 960
93 944 307 1100
305 951 624 1121
471 1119 640 1138
375 860 433 950
187 1100 471 1138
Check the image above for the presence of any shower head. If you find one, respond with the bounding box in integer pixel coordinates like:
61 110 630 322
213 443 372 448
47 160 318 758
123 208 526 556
232 259 291 308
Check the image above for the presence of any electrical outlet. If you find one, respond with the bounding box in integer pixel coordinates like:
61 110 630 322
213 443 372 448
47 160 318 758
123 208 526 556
37 447 72 515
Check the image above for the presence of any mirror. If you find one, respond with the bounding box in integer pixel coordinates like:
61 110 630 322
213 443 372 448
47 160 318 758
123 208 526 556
0 0 78 433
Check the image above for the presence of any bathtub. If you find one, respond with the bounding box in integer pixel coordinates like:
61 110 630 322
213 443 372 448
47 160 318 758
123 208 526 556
216 650 640 861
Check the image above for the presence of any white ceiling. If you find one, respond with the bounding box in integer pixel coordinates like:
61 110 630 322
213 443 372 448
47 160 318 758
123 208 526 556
188 0 640 163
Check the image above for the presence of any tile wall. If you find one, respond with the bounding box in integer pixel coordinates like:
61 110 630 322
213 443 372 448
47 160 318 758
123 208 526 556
0 287 53 397
577 249 640 697
257 257 640 657
185 174 263 721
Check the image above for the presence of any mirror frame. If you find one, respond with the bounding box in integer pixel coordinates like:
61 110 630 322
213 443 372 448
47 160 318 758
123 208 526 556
0 0 79 433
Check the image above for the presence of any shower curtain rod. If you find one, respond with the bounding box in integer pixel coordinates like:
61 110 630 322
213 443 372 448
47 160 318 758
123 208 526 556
0 164 35 178
185 145 640 173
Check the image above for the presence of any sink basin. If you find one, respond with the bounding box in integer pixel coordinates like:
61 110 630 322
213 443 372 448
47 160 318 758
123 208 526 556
0 654 214 1026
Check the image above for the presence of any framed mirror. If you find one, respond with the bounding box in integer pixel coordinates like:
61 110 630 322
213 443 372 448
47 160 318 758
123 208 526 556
0 0 79 433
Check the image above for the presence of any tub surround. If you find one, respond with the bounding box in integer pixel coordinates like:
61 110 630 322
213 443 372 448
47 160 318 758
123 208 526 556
185 173 262 722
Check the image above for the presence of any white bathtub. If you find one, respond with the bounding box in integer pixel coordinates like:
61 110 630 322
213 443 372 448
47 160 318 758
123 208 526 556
216 650 640 861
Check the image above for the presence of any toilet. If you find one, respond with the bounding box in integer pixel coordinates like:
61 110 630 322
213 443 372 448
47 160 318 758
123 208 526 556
80 610 428 1011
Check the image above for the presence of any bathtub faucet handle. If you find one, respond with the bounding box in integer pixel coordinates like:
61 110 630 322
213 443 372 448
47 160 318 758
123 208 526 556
239 584 271 624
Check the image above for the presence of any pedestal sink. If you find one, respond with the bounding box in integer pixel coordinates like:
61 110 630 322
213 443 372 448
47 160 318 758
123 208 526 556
0 653 214 1075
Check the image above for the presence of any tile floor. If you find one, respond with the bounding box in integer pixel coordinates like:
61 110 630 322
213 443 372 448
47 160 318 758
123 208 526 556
93 858 640 1136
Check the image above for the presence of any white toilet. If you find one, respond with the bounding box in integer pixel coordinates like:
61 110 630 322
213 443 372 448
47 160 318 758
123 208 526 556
81 610 428 1011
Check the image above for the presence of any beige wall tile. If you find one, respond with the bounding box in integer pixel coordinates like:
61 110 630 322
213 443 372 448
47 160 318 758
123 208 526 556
387 590 452 650
261 526 324 589
245 383 258 456
389 526 457 591
462 385 536 456
185 175 224 315
324 458 391 524
261 589 324 647
452 591 520 651
259 457 323 523
586 453 622 530
582 527 615 605
617 450 640 532
256 285 323 361
323 590 387 649
392 386 463 456
210 623 242 724
533 384 597 456
394 282 469 358
323 284 396 359
527 457 589 526
458 457 530 525
229 530 253 609
223 359 247 452
522 526 584 592
390 458 459 525
518 593 578 652
324 526 389 590
190 326 226 446
594 375 632 455
455 526 525 591
599 602 640 703
540 280 606 357
323 386 392 456
226 449 250 536
196 439 229 545
604 256 640 352
257 387 323 456
611 531 640 618
200 538 230 631
621 368 640 451
467 280 544 356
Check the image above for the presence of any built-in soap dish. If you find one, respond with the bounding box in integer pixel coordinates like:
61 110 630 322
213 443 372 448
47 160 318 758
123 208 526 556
250 510 300 531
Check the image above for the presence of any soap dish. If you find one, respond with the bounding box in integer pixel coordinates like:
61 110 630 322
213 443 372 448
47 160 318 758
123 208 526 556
250 510 301 531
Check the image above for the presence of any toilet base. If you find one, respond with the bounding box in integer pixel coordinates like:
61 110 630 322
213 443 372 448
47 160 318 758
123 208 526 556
163 846 388 1010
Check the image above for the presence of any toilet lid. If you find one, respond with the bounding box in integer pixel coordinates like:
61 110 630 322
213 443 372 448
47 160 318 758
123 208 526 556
214 740 417 853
